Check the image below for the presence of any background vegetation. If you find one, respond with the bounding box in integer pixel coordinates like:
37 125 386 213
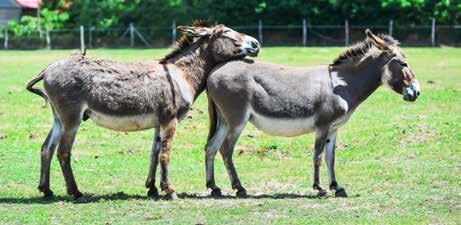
6 0 461 36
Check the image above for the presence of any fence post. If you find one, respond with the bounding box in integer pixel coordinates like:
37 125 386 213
431 18 436 47
389 20 393 36
80 25 85 51
172 20 176 45
302 19 307 47
46 27 51 50
258 19 263 46
3 26 8 49
345 20 349 46
133 26 152 48
130 23 134 47
89 26 93 49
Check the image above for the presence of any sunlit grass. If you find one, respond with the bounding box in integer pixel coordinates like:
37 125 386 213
0 48 459 224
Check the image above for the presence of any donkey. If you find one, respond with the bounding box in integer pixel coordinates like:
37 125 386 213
26 21 260 201
205 29 420 198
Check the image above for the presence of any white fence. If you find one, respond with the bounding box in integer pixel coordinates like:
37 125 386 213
1 19 460 49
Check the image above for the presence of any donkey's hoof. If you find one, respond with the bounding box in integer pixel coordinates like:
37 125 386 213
72 190 83 199
210 188 222 198
335 188 348 198
42 189 54 198
164 192 179 201
236 189 247 198
317 190 328 198
147 188 159 198
38 185 54 198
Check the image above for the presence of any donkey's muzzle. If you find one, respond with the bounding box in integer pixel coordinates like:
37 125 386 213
246 47 259 57
242 36 260 57
403 80 420 102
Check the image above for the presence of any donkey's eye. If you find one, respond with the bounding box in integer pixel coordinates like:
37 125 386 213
400 62 408 67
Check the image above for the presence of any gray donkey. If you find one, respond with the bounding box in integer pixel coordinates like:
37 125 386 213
26 21 259 201
205 29 420 198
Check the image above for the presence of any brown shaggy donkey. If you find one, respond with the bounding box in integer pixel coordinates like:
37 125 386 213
26 21 259 202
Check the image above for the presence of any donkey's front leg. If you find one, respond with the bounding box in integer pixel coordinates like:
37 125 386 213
312 128 329 197
159 119 178 200
145 128 161 198
324 131 347 197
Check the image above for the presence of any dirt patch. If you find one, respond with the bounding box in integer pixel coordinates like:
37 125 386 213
29 132 38 139
399 124 441 147
245 130 262 139
237 145 257 156
336 142 349 151
237 145 292 160
8 86 23 93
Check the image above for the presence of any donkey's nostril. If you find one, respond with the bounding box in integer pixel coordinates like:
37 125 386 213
251 41 258 49
416 91 420 96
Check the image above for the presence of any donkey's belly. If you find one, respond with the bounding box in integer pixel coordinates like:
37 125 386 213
250 111 315 137
87 110 158 131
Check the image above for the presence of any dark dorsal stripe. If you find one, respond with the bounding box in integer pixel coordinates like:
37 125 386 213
331 33 399 66
160 20 213 63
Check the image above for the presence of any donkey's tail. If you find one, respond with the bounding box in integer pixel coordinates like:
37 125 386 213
26 69 48 105
207 91 218 142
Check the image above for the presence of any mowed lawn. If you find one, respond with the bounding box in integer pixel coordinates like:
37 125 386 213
0 47 459 224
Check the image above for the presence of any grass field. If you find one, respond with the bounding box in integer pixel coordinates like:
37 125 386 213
0 47 460 224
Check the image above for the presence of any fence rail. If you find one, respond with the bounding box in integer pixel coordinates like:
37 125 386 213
1 19 460 50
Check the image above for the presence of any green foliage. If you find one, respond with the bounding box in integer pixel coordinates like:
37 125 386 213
47 0 461 29
40 8 69 30
71 0 140 28
6 1 461 35
7 8 69 36
7 16 39 36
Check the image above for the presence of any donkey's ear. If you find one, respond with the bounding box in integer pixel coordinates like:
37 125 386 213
365 29 389 50
177 26 212 37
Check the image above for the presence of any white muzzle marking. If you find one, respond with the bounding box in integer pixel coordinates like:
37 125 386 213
241 36 260 57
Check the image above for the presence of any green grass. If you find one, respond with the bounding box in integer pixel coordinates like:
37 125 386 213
0 47 460 224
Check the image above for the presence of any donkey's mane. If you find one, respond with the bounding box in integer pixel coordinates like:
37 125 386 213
160 20 213 63
331 33 399 66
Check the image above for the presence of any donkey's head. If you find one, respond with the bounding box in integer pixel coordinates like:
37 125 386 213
366 29 420 102
177 24 260 62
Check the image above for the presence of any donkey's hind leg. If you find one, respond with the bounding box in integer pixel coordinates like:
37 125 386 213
38 108 62 198
145 128 161 198
55 110 84 201
220 124 247 198
312 128 329 197
205 115 228 197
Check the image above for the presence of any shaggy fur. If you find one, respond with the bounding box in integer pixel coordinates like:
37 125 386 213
332 33 399 66
160 20 213 63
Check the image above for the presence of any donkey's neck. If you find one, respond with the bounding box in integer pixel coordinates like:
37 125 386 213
335 55 386 109
170 44 215 100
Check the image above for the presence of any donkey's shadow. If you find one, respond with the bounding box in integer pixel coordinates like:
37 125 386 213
0 192 330 204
